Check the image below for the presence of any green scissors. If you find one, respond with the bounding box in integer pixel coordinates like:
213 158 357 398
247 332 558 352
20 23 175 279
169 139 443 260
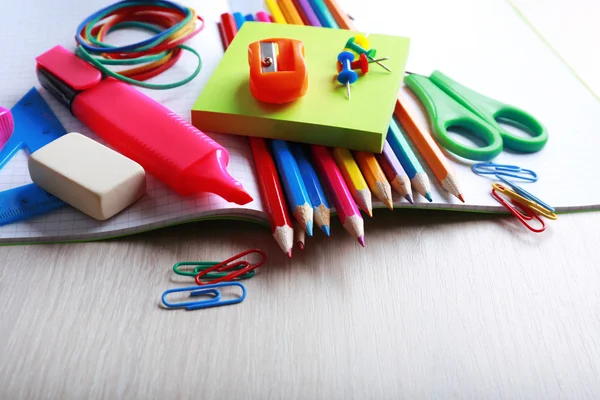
404 70 549 161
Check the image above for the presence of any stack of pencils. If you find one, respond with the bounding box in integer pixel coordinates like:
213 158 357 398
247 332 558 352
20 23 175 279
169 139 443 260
217 0 465 257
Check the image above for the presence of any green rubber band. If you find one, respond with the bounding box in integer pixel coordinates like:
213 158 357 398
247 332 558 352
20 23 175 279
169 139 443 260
75 43 202 90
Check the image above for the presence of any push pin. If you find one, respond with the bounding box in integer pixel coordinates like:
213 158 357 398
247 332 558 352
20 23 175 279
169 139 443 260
337 51 358 100
248 38 308 104
336 53 392 75
345 34 391 72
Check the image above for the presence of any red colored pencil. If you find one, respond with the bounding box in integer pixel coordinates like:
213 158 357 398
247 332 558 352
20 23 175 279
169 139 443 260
311 145 364 246
220 13 293 256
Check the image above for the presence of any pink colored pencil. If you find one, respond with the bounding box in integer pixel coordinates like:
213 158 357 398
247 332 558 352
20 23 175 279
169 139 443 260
311 145 365 246
256 11 271 22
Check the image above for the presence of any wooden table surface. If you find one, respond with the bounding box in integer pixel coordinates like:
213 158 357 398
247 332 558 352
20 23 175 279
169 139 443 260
2 0 600 399
2 207 600 399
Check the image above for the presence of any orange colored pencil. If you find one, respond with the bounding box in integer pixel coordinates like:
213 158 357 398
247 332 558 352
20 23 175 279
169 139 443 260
312 146 364 245
354 151 394 210
321 0 356 30
394 97 463 201
277 0 304 25
221 13 294 255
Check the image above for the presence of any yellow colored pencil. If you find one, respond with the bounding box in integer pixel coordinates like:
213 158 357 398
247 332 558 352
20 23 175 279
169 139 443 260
332 148 372 217
354 151 394 210
277 0 304 25
266 0 287 24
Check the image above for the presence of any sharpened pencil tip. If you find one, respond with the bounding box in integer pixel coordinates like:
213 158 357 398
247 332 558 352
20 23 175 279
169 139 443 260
322 225 331 236
286 249 293 258
358 236 365 247
383 198 394 210
458 194 465 203
425 192 433 202
405 194 414 204
297 242 305 250
305 221 313 236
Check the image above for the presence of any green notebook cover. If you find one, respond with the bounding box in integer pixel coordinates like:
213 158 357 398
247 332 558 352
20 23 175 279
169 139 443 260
191 22 410 153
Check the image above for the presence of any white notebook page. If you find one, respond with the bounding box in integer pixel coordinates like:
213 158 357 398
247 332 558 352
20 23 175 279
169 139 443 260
0 0 266 243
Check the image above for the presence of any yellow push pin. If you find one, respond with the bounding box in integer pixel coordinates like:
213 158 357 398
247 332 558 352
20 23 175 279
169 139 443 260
345 34 391 72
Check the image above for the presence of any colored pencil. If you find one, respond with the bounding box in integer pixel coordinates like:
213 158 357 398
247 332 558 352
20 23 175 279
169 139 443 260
321 0 355 30
332 148 373 217
353 151 394 210
221 13 294 256
293 0 322 26
313 0 464 202
290 143 331 236
233 12 245 30
249 138 294 256
394 96 464 202
375 141 414 204
312 145 365 246
387 117 432 202
294 221 306 250
278 0 304 25
256 11 271 22
271 140 314 235
266 0 287 24
307 0 339 28
244 14 255 22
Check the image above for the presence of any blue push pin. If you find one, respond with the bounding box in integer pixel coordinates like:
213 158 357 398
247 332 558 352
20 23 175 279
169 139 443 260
337 51 359 100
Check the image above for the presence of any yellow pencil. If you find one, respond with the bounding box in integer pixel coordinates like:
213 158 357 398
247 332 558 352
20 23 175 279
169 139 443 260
266 0 287 24
277 0 304 25
354 151 394 210
332 148 373 217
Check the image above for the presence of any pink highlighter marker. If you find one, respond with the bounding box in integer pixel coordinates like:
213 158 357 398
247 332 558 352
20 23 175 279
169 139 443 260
35 45 253 205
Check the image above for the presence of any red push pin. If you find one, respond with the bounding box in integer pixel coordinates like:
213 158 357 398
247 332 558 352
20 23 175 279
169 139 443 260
336 53 391 75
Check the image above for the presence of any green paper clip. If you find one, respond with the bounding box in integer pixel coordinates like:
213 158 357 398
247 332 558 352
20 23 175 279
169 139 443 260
173 261 256 280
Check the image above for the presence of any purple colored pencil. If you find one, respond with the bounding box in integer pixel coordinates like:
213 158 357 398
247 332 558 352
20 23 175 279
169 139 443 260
375 140 414 204
296 0 323 27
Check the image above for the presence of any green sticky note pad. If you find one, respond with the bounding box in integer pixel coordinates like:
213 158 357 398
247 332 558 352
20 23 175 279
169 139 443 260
191 22 410 153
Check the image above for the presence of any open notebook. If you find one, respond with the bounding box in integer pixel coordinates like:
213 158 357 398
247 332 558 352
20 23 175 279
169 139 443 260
1 0 599 243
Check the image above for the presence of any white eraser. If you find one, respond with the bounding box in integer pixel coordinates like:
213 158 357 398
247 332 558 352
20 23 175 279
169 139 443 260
28 132 146 220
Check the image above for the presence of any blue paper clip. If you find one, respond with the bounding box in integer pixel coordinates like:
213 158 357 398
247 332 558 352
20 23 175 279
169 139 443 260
161 282 246 311
472 162 538 182
496 175 555 213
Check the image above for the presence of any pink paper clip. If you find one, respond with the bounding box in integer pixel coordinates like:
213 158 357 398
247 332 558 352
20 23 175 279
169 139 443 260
195 249 267 285
492 184 546 233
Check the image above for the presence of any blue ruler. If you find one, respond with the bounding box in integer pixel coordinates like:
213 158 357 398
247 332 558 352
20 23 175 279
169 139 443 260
0 87 67 226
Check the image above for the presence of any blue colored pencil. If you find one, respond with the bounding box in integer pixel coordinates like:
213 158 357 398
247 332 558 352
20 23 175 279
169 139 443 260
387 117 433 202
244 14 255 22
271 140 314 235
290 143 331 236
307 0 339 28
233 12 246 29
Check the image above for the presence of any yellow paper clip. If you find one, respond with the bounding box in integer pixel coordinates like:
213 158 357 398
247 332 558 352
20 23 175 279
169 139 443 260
492 183 557 220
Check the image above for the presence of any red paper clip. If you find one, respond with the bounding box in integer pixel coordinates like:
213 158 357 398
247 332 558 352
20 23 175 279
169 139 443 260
492 185 546 233
195 249 267 285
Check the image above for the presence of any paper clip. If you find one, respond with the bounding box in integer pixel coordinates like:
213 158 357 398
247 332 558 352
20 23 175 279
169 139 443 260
195 249 267 285
491 184 546 233
173 260 256 280
472 162 538 182
161 282 247 310
492 183 557 220
495 175 555 213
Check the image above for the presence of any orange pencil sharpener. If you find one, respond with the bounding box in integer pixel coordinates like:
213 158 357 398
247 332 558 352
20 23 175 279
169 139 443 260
248 38 308 104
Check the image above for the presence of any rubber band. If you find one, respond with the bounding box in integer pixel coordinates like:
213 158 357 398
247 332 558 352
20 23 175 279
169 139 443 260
74 0 205 89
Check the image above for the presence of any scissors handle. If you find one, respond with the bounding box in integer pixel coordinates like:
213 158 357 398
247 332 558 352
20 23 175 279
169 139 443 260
430 71 548 153
405 73 503 161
